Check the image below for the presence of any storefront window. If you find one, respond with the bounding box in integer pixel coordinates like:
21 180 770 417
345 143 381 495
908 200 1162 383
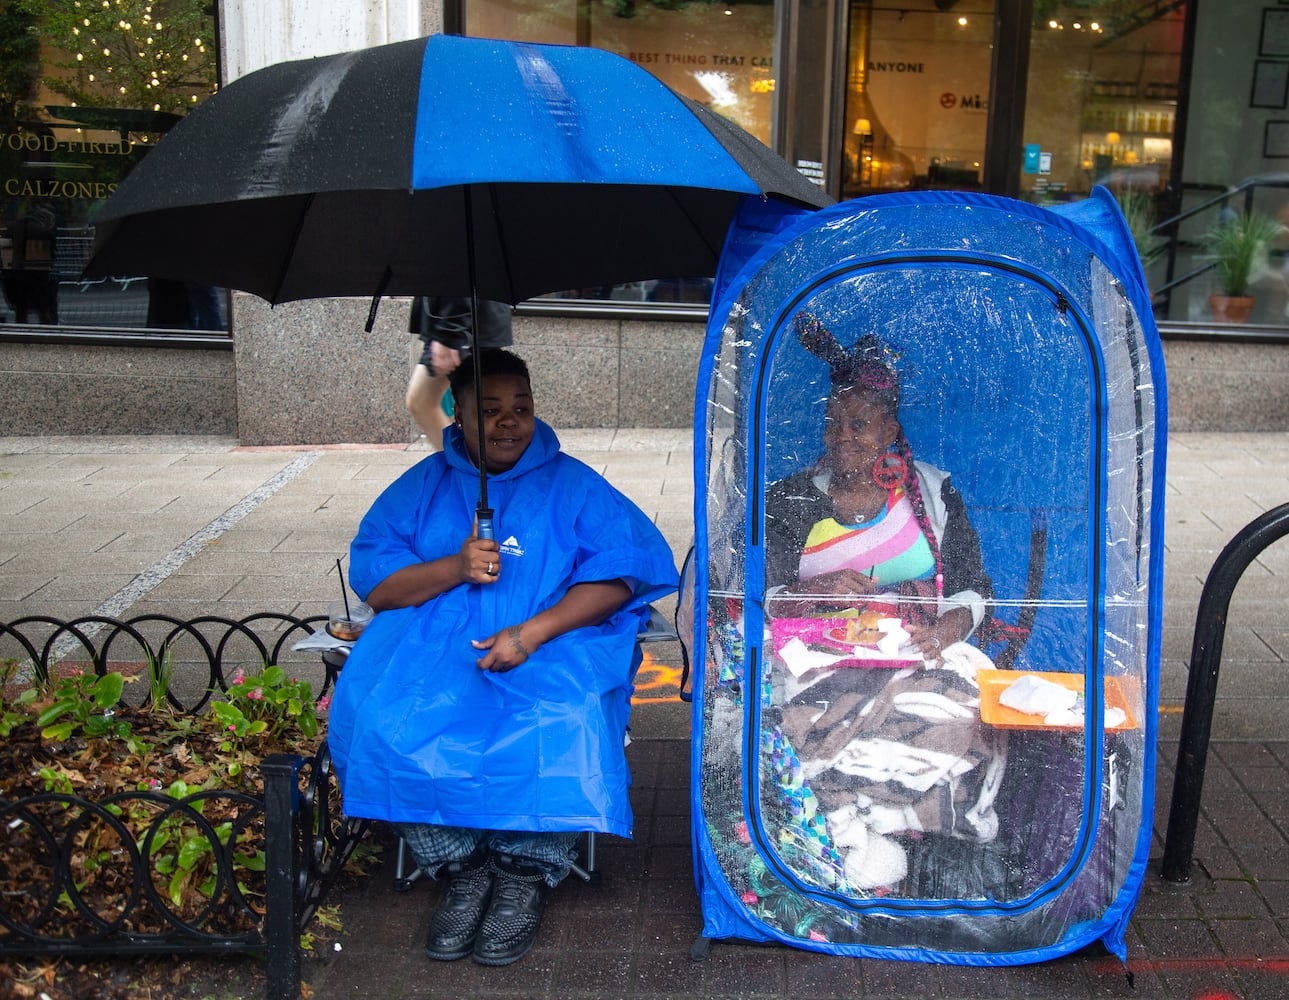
1020 3 1183 208
466 0 777 144
841 0 995 200
0 0 220 331
465 0 777 305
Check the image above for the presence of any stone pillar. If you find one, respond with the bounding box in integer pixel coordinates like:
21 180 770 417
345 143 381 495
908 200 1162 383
220 0 434 84
216 1 443 445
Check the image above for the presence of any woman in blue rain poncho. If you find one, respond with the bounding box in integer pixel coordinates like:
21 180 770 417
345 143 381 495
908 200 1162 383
328 349 679 967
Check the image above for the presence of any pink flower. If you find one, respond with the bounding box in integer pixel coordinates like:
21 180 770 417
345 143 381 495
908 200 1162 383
316 695 332 713
231 670 247 685
227 724 237 732
247 688 264 701
740 891 759 905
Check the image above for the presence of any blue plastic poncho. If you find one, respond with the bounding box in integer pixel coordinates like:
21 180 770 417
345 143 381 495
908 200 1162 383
328 419 679 836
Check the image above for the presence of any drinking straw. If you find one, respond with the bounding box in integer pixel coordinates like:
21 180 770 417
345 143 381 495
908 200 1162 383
336 558 352 619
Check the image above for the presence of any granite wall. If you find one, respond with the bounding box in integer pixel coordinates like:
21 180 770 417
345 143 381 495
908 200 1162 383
1160 340 1289 432
0 340 237 436
1 320 1287 440
228 295 706 444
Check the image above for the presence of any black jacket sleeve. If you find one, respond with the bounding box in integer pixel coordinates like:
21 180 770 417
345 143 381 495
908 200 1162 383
763 471 828 589
938 478 993 605
409 297 513 351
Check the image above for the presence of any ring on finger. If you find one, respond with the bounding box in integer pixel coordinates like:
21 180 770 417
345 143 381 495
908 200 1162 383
486 561 494 575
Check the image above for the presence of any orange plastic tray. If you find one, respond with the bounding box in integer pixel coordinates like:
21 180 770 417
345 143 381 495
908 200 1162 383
977 669 1140 731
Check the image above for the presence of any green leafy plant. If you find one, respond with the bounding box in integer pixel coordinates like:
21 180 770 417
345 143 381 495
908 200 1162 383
37 765 75 795
0 1 41 122
2 655 331 939
215 666 319 743
36 670 132 742
1203 209 1282 298
1116 189 1167 269
0 658 39 736
147 646 177 709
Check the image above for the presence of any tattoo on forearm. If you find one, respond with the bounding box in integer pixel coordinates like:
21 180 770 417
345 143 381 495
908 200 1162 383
507 625 530 657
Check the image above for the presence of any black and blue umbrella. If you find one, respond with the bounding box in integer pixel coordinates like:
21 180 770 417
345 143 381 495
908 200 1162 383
86 32 831 530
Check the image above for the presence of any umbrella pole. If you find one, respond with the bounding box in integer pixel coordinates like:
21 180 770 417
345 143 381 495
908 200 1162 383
466 188 494 541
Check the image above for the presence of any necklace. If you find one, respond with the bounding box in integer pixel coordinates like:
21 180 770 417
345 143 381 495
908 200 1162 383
829 479 887 524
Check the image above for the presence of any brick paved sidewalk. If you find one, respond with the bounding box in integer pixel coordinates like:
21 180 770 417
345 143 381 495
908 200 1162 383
303 737 1289 1000
4 430 1289 997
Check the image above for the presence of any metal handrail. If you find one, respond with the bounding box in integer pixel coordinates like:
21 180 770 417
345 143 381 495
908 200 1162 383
1161 503 1289 882
1150 174 1289 304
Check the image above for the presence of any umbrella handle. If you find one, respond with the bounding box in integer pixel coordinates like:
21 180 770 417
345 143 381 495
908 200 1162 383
476 507 495 542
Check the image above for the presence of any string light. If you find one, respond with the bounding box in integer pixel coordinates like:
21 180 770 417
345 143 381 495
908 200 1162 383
1046 16 1103 32
34 0 218 129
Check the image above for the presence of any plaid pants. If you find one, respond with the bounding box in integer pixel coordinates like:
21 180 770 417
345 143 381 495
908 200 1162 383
393 822 580 888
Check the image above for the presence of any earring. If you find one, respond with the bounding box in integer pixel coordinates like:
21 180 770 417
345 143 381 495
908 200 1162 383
872 453 908 491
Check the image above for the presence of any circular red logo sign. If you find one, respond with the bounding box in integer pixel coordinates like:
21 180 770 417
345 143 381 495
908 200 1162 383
940 92 957 109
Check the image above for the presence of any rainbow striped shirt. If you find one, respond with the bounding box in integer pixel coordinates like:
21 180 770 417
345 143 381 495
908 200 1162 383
797 487 934 585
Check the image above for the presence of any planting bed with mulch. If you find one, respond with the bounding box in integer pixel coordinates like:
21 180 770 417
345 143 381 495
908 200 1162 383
1 647 369 1000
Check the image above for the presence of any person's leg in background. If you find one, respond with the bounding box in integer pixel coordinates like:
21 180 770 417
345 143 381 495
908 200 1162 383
406 339 461 447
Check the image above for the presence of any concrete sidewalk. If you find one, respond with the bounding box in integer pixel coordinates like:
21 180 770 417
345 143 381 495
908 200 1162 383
3 430 1289 997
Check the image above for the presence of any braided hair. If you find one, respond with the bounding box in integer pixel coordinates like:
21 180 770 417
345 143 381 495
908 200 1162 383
793 312 945 605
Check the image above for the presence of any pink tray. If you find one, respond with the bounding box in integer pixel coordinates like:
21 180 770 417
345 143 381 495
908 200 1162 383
769 617 922 668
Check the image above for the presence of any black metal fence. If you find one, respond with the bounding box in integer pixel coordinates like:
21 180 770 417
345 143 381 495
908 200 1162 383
0 613 368 1000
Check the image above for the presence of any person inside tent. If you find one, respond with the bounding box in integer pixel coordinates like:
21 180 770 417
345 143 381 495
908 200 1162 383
760 313 1005 895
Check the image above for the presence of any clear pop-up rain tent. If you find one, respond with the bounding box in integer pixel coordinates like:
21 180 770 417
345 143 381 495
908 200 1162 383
688 188 1165 963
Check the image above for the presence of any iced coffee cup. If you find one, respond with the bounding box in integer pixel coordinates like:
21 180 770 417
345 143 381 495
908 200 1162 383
327 600 373 641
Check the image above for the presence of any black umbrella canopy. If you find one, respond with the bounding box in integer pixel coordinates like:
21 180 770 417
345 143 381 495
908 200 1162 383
85 34 832 532
85 34 832 305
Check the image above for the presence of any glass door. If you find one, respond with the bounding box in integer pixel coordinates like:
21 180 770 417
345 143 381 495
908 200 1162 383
840 0 998 200
1019 4 1184 207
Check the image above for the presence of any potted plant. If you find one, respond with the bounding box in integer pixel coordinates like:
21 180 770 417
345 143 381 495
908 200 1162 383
1202 208 1281 323
1115 189 1168 271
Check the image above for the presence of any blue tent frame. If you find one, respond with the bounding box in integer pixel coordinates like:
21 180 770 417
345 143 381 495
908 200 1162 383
688 188 1166 964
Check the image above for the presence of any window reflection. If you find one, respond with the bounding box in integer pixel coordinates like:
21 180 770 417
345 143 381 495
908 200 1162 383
466 0 779 307
841 1 995 200
1 2 221 331
1022 4 1182 205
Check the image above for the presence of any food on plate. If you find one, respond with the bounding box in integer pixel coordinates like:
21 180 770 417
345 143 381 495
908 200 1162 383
843 610 886 645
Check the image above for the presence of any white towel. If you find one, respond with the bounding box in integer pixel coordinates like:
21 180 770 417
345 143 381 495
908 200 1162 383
999 673 1078 721
291 629 353 653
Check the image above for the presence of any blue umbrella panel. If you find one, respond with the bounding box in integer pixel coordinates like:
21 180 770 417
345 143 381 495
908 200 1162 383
687 188 1166 963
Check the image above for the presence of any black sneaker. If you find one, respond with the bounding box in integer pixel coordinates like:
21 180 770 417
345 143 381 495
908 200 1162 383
424 849 494 961
472 853 548 966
